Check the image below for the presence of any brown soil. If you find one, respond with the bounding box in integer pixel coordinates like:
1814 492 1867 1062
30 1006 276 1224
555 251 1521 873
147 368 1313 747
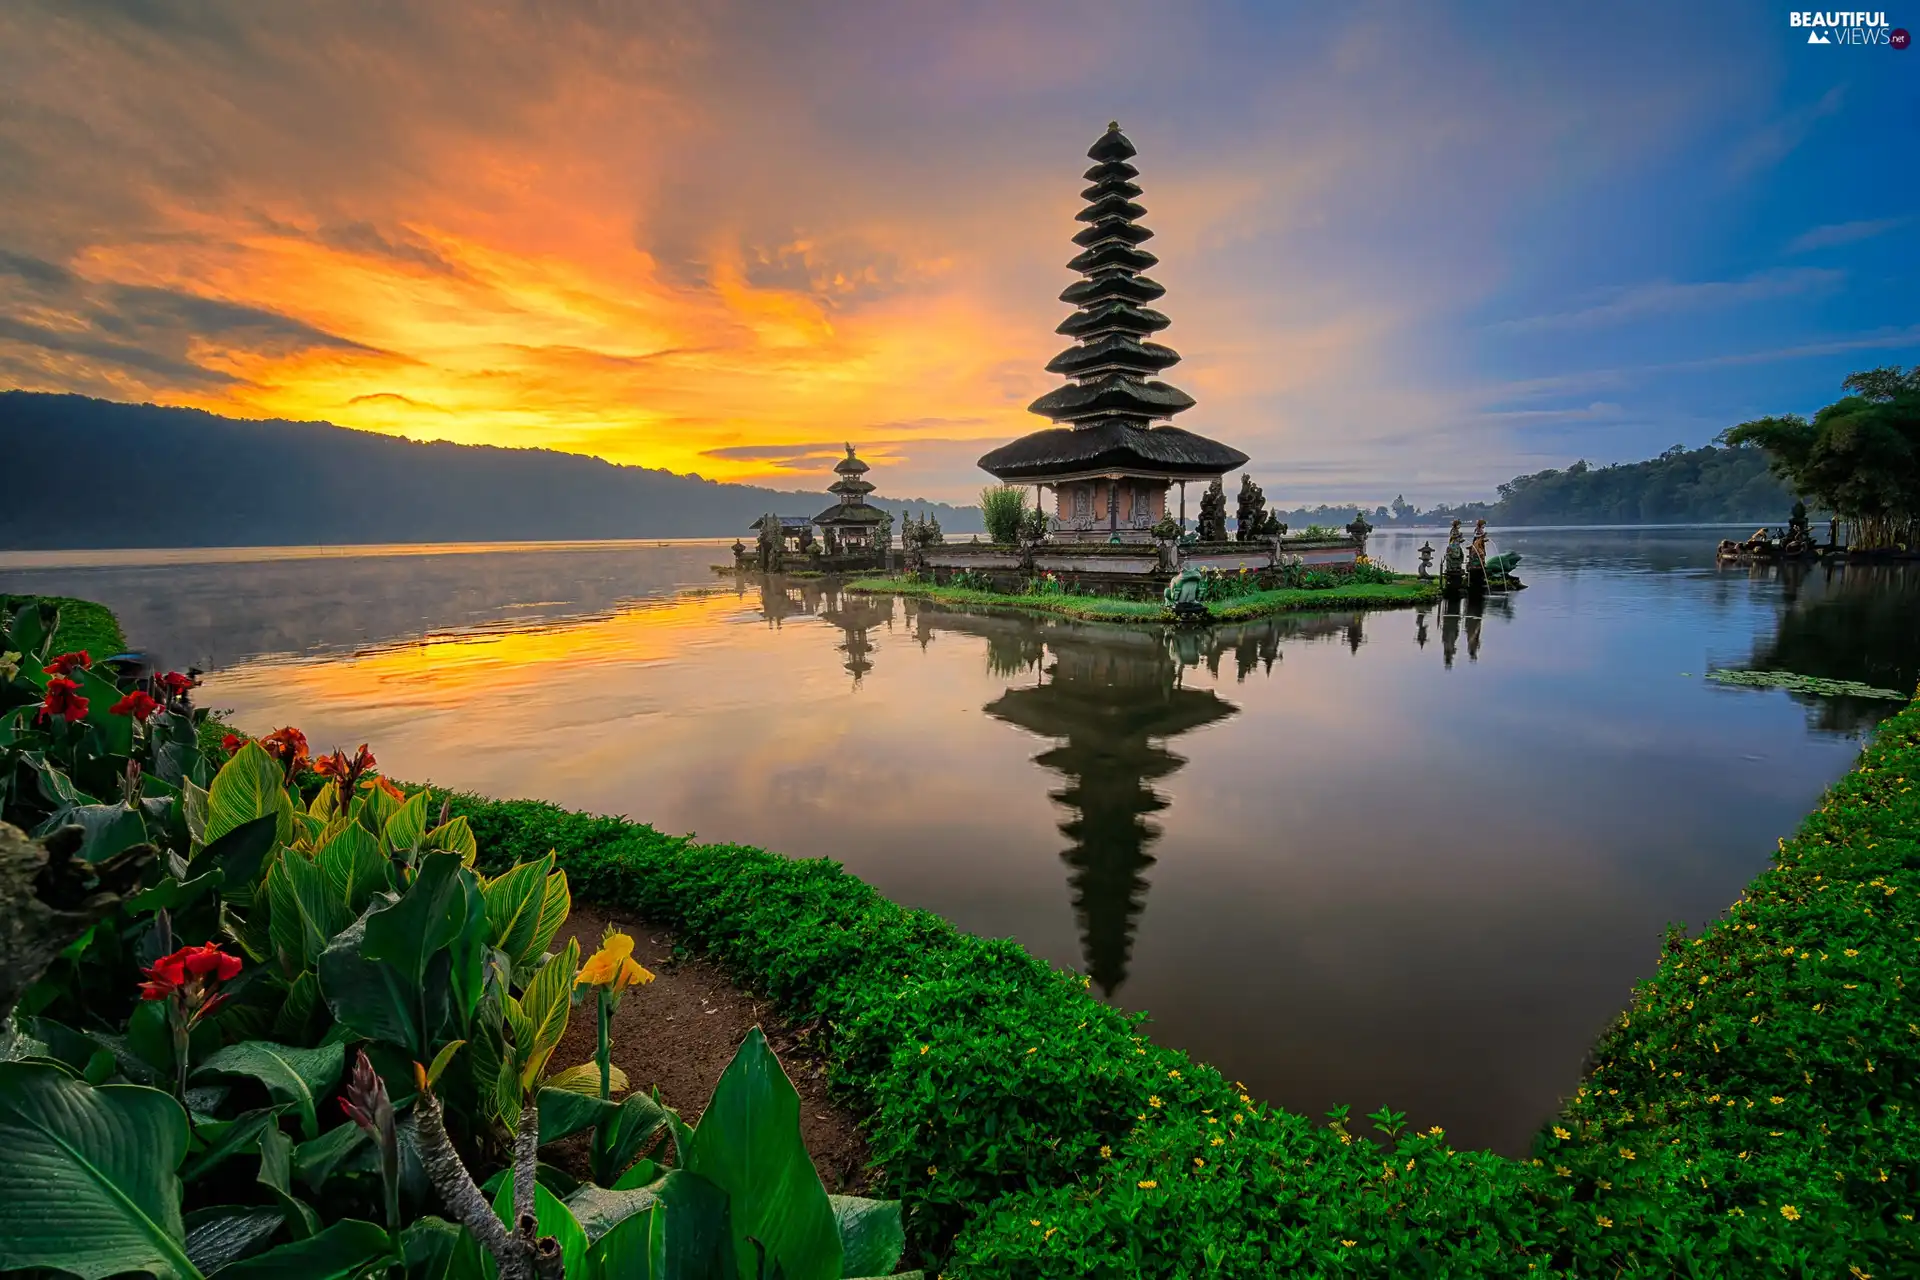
545 902 874 1193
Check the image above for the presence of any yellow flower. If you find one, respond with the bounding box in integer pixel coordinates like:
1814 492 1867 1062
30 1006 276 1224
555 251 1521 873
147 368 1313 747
1099 1145 1112 1158
1148 1095 1162 1108
1168 1069 1181 1079
1555 1165 1571 1177
576 931 654 994
1211 1136 1224 1147
920 1044 929 1055
1770 1096 1785 1105
1341 1240 1356 1248
1780 1204 1801 1221
1193 1157 1204 1167
1030 1219 1041 1227
1595 1216 1613 1228
1553 1126 1571 1141
1137 1179 1157 1189
1619 1149 1635 1160
928 1165 938 1176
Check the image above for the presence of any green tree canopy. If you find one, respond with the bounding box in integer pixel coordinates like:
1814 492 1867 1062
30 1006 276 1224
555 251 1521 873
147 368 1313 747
1719 366 1920 550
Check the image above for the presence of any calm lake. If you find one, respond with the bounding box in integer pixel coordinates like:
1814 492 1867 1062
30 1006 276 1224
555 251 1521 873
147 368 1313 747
6 528 1916 1156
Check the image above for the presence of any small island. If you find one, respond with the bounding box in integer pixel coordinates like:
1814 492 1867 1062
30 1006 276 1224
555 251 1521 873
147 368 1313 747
851 123 1438 625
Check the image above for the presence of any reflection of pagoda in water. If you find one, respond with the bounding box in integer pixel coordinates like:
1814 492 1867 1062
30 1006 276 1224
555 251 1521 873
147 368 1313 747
817 587 894 685
984 633 1235 995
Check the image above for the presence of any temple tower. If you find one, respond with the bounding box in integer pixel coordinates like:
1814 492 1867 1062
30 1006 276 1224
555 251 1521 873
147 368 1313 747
977 122 1247 541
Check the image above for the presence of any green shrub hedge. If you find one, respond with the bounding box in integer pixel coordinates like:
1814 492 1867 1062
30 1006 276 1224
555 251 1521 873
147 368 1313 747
0 592 126 656
443 695 1920 1277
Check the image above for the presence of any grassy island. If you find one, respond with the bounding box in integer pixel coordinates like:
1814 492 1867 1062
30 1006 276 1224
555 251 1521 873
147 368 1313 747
5 594 1916 1278
846 572 1439 623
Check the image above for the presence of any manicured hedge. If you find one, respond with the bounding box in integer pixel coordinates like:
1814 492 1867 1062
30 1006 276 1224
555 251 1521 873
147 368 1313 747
846 576 1436 624
445 694 1920 1277
1 593 126 657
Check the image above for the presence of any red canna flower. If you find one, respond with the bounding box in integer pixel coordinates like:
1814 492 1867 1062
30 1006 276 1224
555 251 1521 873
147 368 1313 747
157 671 197 700
220 732 247 755
42 650 91 677
315 743 378 806
260 726 310 780
38 676 89 724
110 690 163 722
363 775 406 801
139 942 241 1018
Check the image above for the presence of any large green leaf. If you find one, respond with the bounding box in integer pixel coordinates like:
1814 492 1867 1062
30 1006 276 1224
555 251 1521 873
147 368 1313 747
421 814 478 864
55 802 148 866
293 1118 369 1193
320 853 487 1058
687 1027 841 1280
536 1085 612 1145
358 780 401 837
400 1216 467 1280
268 851 346 976
257 1123 320 1239
599 1090 670 1185
587 1169 733 1280
315 819 391 915
485 1170 588 1280
514 939 578 1089
74 663 132 758
0 1062 200 1280
565 1182 657 1243
219 1218 395 1279
188 811 279 888
193 1040 343 1140
183 1205 284 1274
384 788 430 854
180 1105 288 1184
830 1196 907 1279
205 742 294 846
481 855 551 967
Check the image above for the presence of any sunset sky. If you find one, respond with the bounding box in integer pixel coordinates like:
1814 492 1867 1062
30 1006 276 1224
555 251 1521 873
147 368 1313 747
2 1 1914 504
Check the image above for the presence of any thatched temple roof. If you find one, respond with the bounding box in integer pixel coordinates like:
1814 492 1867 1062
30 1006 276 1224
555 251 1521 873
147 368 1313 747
978 122 1245 484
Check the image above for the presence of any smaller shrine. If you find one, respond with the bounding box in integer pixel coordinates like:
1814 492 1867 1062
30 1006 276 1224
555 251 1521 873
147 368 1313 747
813 444 888 553
746 515 814 555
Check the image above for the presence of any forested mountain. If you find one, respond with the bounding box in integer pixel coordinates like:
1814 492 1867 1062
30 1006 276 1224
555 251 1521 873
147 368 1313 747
1272 444 1797 529
0 392 981 548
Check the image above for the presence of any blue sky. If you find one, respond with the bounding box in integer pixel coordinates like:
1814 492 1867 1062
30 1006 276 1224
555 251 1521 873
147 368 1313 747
0 0 1914 503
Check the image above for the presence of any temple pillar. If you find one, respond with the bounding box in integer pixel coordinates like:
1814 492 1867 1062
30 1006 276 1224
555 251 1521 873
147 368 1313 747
1179 481 1186 532
1108 476 1118 535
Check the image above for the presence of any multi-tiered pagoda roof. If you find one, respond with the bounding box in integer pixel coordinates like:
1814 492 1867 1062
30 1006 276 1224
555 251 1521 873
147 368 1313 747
813 444 887 528
979 122 1247 483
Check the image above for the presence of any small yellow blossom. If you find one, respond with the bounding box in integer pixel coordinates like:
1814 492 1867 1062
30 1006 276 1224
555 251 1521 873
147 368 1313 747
575 930 655 994
1770 1096 1785 1104
1553 1126 1571 1141
920 1044 929 1054
1341 1240 1356 1248
1781 1204 1801 1221
1619 1148 1635 1160
1148 1095 1162 1108
1595 1215 1613 1228
1211 1136 1225 1147
1099 1145 1112 1158
1232 1113 1243 1124
1555 1165 1571 1177
1168 1069 1181 1079
1025 1047 1036 1055
1137 1179 1157 1189
1193 1157 1204 1167
1030 1219 1041 1227
928 1165 937 1176
1427 1125 1445 1137
1845 948 1859 957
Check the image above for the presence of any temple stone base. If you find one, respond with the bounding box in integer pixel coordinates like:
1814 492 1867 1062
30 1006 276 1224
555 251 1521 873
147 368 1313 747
918 536 1361 597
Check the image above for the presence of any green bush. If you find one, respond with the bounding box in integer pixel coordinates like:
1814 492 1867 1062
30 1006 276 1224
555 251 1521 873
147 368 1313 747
978 486 1027 546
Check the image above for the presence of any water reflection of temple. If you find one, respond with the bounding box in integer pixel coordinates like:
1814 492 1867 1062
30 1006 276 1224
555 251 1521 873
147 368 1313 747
974 622 1237 995
1415 596 1511 668
733 576 896 684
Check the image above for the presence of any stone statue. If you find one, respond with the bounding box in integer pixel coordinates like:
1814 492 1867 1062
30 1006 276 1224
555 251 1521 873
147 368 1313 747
730 538 746 565
1234 474 1269 544
1417 541 1434 580
1196 479 1229 542
756 512 782 572
1162 565 1209 623
1469 519 1489 568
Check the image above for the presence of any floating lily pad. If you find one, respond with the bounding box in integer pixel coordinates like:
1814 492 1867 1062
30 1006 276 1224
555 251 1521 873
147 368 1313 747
1705 669 1907 700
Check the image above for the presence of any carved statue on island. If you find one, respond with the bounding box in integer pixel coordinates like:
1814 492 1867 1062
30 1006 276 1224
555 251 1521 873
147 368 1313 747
1416 542 1435 580
1443 520 1466 577
1162 565 1209 624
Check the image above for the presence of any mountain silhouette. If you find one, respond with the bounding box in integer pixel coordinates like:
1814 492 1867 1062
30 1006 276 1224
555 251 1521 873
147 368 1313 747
0 391 981 548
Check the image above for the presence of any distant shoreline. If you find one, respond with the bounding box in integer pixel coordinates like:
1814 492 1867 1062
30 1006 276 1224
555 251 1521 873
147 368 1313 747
0 522 1788 571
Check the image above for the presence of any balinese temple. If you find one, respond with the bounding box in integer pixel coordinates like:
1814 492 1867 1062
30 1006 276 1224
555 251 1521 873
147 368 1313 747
812 444 887 552
978 122 1248 541
984 630 1236 995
